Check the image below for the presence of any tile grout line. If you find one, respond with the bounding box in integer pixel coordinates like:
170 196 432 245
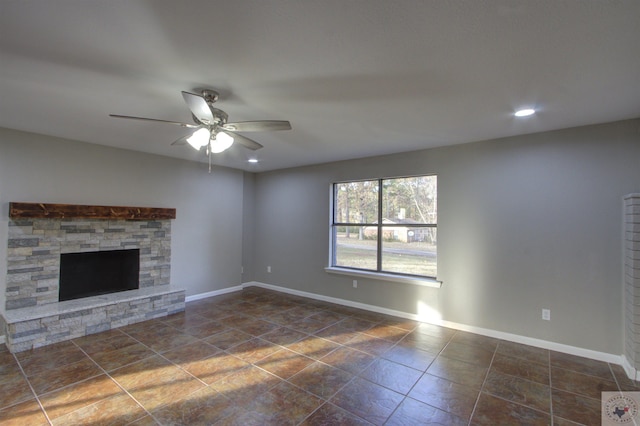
112 324 244 424
377 322 443 425
229 299 378 425
382 327 458 424
265 289 418 423
480 342 557 420
548 349 554 425
145 308 367 424
78 324 237 424
69 338 160 425
548 351 620 422
464 336 497 426
175 290 632 417
10 288 615 424
608 361 630 396
287 317 404 425
10 351 54 426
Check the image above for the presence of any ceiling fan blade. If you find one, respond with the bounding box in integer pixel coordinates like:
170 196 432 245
223 120 292 132
170 135 189 146
109 114 198 128
181 91 214 125
222 130 263 150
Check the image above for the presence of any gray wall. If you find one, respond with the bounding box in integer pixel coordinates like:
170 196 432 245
242 171 256 282
2 119 638 354
0 127 245 319
253 118 640 354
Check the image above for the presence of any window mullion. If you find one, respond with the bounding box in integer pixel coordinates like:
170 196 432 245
377 179 383 272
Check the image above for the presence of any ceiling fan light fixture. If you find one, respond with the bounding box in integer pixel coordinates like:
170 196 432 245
187 128 211 149
111 90 291 165
209 132 234 153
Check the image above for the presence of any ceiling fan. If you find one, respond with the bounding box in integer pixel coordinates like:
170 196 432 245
110 89 291 169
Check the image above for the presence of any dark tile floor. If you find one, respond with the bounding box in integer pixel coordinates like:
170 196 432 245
0 287 636 425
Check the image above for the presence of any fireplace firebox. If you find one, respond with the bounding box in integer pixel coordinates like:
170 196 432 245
59 249 140 301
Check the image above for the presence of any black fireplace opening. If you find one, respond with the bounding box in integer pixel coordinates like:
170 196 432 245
59 249 140 302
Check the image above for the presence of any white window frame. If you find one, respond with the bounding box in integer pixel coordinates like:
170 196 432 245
326 175 441 288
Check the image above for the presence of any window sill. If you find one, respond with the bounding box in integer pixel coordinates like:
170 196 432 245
325 267 442 288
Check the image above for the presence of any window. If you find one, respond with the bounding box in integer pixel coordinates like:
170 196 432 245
330 175 437 280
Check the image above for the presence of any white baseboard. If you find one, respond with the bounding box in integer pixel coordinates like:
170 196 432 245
622 354 639 381
242 280 623 368
185 285 243 303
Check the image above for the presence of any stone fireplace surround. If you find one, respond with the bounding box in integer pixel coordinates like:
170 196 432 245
3 203 185 352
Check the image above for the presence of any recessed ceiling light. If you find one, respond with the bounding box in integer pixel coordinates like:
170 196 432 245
248 158 259 163
514 108 536 117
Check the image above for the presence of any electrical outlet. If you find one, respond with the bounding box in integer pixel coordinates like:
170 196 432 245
353 280 358 288
542 309 551 321
267 266 272 273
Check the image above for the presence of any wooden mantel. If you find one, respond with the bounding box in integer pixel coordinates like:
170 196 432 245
9 202 176 220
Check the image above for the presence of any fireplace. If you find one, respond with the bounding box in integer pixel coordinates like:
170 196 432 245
4 202 185 353
59 249 140 301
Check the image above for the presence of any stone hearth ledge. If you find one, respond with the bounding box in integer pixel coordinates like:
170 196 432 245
3 284 185 352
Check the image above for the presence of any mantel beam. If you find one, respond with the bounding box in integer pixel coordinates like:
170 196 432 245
9 202 176 220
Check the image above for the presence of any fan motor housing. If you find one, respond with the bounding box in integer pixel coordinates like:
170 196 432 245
202 90 220 104
210 108 228 125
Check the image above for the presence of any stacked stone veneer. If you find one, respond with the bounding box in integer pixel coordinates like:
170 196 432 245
625 194 640 378
4 218 185 352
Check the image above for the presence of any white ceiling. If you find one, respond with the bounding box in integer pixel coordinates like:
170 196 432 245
1 1 639 172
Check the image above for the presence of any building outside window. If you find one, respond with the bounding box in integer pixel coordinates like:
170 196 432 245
331 175 437 279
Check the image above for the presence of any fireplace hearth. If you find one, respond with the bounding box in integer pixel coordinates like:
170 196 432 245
4 202 184 353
